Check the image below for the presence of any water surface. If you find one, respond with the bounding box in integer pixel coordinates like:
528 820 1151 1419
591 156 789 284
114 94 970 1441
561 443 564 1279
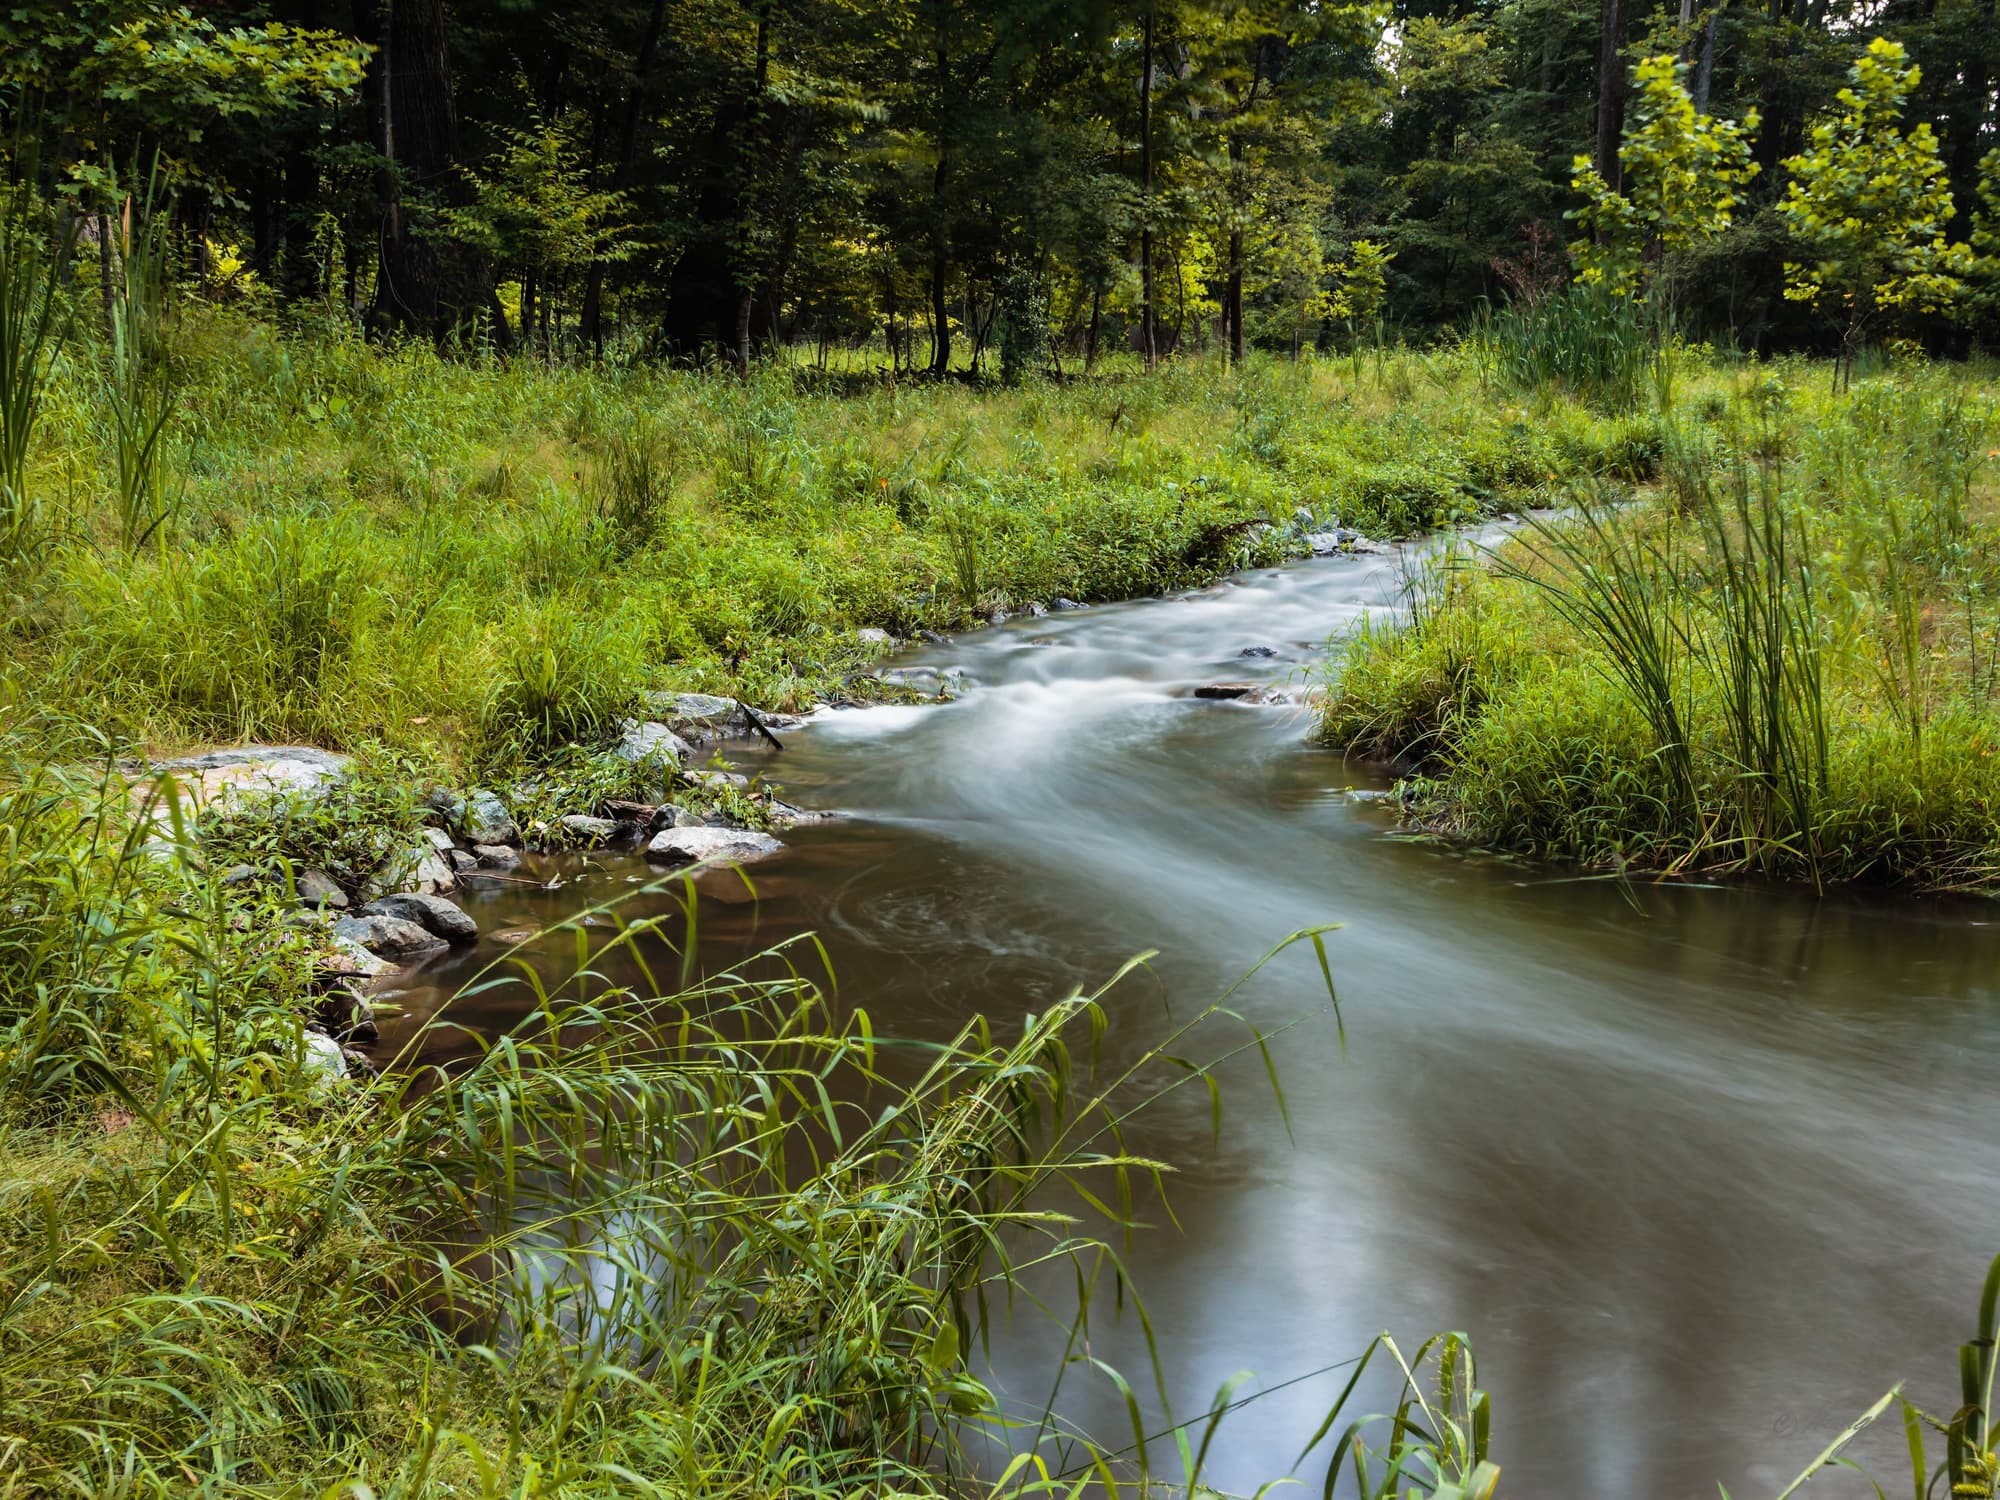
396 546 2000 1498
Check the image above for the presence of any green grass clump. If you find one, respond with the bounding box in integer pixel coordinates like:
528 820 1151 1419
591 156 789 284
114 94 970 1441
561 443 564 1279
1321 362 2000 892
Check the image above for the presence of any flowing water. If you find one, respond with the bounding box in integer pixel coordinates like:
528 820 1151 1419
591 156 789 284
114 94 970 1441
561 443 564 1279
394 544 2000 1498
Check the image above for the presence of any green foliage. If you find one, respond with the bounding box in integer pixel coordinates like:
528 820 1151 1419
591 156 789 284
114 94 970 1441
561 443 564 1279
1570 55 1759 298
481 603 643 755
1322 362 2000 892
0 198 68 567
1779 40 1971 360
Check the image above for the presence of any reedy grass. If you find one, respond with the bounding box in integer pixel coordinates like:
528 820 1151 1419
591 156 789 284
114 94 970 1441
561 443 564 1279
0 725 1505 1498
1320 361 2000 892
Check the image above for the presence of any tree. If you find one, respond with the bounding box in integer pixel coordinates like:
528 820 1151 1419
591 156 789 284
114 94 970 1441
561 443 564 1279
1778 37 1970 385
1569 53 1758 303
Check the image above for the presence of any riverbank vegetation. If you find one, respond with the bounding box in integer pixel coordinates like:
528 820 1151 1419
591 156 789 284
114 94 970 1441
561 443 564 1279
6 0 2000 1488
1321 360 2000 893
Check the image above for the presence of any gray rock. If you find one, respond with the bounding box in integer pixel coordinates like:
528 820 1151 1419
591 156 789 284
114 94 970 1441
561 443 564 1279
295 868 349 909
474 843 522 870
880 666 940 692
614 719 692 768
219 863 263 888
1022 602 1048 618
987 608 1010 626
648 804 704 833
450 789 519 846
1305 532 1344 556
855 627 894 647
317 934 396 978
1239 646 1279 659
148 746 353 816
1051 598 1086 611
446 848 478 873
333 913 449 961
639 691 739 728
917 628 951 643
644 827 784 867
1193 683 1255 701
302 1031 348 1082
421 826 456 853
364 840 457 900
360 892 478 944
559 813 620 844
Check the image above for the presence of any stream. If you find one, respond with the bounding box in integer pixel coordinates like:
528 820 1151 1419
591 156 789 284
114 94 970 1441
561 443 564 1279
389 543 2000 1498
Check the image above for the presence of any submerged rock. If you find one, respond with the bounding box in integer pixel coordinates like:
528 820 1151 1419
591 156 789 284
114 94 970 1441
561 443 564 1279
360 892 478 944
1051 598 1086 611
473 843 521 870
644 827 784 868
1240 645 1279 659
1193 683 1256 701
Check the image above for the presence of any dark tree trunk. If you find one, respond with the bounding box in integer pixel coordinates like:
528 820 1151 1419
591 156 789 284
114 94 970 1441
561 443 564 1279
1694 6 1719 114
368 0 493 342
1226 129 1244 366
1140 2 1157 369
928 6 952 377
581 0 667 352
1594 0 1628 191
1085 284 1102 372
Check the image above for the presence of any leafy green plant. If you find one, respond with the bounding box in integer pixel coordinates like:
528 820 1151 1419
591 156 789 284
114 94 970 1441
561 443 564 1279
481 603 640 752
1779 39 1971 388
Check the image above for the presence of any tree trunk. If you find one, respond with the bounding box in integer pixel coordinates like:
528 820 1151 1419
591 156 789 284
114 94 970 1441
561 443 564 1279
1140 1 1157 370
1694 6 1719 113
1086 284 1102 372
368 0 488 340
1594 0 1628 191
1226 132 1244 366
580 0 668 352
928 7 952 377
735 288 753 376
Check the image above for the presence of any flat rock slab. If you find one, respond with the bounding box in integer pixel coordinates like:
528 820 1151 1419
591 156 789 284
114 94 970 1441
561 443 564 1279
644 827 784 868
145 745 353 813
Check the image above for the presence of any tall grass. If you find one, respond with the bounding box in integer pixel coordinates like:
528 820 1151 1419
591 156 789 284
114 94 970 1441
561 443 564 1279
1322 362 2000 892
0 727 1515 1496
0 199 69 566
105 175 181 551
1474 284 1651 412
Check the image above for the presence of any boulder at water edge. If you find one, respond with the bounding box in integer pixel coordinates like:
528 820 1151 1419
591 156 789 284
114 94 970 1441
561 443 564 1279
359 892 478 944
644 827 784 867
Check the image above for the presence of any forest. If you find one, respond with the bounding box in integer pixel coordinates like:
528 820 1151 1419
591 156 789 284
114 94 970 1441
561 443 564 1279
11 0 2000 364
7 1 2000 1498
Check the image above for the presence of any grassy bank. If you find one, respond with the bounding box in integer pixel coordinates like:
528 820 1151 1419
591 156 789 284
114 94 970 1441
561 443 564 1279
4 304 1660 777
1320 361 2000 892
